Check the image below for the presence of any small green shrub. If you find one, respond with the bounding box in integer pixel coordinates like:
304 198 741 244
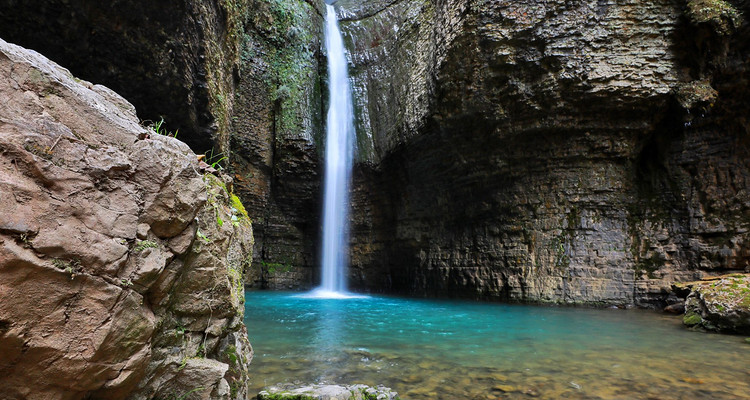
134 240 158 253
148 117 179 138
204 148 227 170
52 258 81 279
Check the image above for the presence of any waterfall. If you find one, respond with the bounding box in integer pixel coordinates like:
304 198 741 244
313 4 355 297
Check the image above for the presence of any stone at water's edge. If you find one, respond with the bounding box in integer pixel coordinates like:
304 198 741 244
0 38 252 399
258 384 400 400
675 274 750 334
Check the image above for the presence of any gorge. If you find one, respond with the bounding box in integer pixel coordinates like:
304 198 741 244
0 0 749 398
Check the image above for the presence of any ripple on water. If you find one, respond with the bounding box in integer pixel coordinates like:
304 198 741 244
244 291 750 399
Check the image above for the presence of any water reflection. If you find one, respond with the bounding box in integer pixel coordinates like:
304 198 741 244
310 299 344 381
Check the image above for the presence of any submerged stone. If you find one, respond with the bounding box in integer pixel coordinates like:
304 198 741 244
258 384 399 400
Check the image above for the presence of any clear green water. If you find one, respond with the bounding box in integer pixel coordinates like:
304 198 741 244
244 291 750 399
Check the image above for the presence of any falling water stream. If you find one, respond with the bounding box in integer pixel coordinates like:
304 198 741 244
310 4 355 298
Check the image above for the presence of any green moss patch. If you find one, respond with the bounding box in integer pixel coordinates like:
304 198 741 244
686 0 743 35
230 193 251 223
683 312 703 326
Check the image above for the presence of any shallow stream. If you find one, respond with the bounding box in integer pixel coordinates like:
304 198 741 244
244 291 749 399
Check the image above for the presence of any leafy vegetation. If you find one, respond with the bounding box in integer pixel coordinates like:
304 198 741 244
147 117 179 138
134 240 159 253
52 258 82 279
204 148 228 170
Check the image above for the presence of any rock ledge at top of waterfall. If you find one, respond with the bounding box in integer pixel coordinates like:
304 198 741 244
258 384 400 400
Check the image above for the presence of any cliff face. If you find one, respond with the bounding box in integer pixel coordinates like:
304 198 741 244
231 0 325 290
339 0 750 306
0 38 252 399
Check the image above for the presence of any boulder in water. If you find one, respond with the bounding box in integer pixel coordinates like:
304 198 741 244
258 384 400 400
674 274 750 334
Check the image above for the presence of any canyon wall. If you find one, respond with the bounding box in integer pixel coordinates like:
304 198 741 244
230 0 325 289
339 0 750 306
1 0 748 310
0 38 252 399
0 0 245 153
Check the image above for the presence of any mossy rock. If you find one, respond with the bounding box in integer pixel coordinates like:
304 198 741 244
681 274 750 333
683 312 703 326
686 0 743 35
258 384 399 400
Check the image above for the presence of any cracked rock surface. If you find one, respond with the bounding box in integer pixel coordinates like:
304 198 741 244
0 38 252 399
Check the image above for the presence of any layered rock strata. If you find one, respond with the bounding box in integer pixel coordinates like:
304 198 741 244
0 0 324 289
338 0 750 306
231 0 325 289
2 0 748 308
0 38 252 399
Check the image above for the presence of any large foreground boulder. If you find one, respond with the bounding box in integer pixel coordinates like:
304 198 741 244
0 37 252 399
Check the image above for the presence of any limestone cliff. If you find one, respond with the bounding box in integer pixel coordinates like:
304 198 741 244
0 0 325 289
230 0 325 290
0 38 252 399
338 0 750 307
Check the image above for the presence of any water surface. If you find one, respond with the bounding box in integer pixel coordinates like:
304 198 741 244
244 291 750 399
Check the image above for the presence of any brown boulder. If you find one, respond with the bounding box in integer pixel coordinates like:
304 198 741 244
0 37 252 399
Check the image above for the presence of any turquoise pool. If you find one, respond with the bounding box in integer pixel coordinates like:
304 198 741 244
244 291 750 399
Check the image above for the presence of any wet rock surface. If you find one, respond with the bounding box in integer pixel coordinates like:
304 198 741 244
0 38 252 399
677 274 750 334
2 0 748 308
